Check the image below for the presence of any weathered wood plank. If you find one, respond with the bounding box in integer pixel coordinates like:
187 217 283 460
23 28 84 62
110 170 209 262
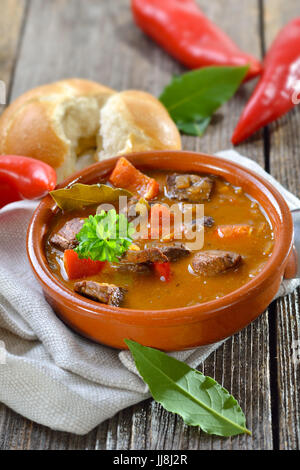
0 0 275 450
263 0 300 450
0 0 27 111
276 293 300 449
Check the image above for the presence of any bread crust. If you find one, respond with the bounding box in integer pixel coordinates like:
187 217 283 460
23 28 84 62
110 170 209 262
114 90 181 151
0 80 181 182
0 79 115 181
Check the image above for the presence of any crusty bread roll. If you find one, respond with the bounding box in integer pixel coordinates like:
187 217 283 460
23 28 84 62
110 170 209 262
0 79 114 182
0 79 181 183
98 90 181 160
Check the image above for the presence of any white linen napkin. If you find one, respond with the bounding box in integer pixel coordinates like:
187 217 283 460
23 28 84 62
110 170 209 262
0 149 299 435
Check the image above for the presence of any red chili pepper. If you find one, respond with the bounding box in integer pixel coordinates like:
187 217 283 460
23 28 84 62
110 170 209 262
0 155 57 208
232 18 300 144
131 0 262 81
153 262 171 282
0 181 21 207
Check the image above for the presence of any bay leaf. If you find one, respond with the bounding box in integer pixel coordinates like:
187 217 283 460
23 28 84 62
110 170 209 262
125 339 251 437
176 117 211 137
50 183 132 211
159 65 248 136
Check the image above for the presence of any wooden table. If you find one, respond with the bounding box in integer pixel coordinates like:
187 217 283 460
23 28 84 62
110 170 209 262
0 0 299 450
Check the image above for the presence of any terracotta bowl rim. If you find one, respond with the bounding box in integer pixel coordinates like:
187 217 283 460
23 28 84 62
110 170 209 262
26 150 293 325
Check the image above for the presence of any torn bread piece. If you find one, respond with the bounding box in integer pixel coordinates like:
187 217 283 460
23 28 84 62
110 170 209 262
0 81 181 184
97 90 181 160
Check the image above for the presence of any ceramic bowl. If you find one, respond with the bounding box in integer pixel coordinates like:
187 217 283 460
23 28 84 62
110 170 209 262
27 151 296 350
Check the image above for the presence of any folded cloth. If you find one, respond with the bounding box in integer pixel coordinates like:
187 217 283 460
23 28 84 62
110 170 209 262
0 150 299 435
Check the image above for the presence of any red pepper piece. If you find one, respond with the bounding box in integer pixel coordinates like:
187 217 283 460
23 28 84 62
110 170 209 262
153 262 171 282
232 18 300 144
131 0 261 81
0 181 21 208
149 203 174 239
64 249 106 280
0 155 57 205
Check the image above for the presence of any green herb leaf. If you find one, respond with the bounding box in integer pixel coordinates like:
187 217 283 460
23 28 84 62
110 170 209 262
176 117 211 137
50 183 132 211
159 66 249 136
75 210 134 262
125 340 251 437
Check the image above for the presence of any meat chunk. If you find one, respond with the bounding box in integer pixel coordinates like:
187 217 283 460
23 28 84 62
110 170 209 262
201 216 215 228
74 281 126 307
119 243 190 271
116 263 151 274
192 250 242 276
121 196 140 222
121 247 168 264
151 243 191 262
98 196 141 222
185 216 214 232
50 218 84 251
166 174 214 202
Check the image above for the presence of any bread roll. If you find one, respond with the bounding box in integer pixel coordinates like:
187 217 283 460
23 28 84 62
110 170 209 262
0 79 114 182
98 90 181 160
0 79 181 183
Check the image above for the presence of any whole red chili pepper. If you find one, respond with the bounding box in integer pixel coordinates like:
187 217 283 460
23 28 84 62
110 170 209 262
131 0 262 81
0 155 57 208
232 18 300 144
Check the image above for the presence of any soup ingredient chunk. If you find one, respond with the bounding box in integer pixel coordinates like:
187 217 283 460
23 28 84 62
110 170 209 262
153 262 171 282
214 224 253 240
192 250 242 276
74 280 126 306
109 157 159 200
183 215 214 234
75 211 134 262
162 216 214 241
149 203 174 239
118 243 189 277
201 216 214 228
64 250 106 280
152 243 190 262
117 196 150 222
121 246 168 264
50 218 84 251
117 263 151 274
166 174 214 202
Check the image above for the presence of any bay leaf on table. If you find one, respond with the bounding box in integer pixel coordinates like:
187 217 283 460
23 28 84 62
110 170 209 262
126 339 251 437
159 65 248 136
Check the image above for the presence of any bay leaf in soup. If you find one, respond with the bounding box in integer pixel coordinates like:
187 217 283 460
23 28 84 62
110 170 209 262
50 183 133 211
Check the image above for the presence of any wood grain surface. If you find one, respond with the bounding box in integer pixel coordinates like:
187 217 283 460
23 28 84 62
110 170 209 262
0 0 27 111
0 0 299 450
263 0 300 450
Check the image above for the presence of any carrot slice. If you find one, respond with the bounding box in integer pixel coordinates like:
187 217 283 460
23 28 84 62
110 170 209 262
109 157 159 200
150 203 174 239
214 224 253 240
64 250 106 280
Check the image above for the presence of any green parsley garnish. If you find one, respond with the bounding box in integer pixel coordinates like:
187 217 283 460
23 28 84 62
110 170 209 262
75 210 135 263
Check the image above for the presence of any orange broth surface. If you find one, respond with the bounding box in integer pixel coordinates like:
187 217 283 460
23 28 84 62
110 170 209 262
46 171 274 309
